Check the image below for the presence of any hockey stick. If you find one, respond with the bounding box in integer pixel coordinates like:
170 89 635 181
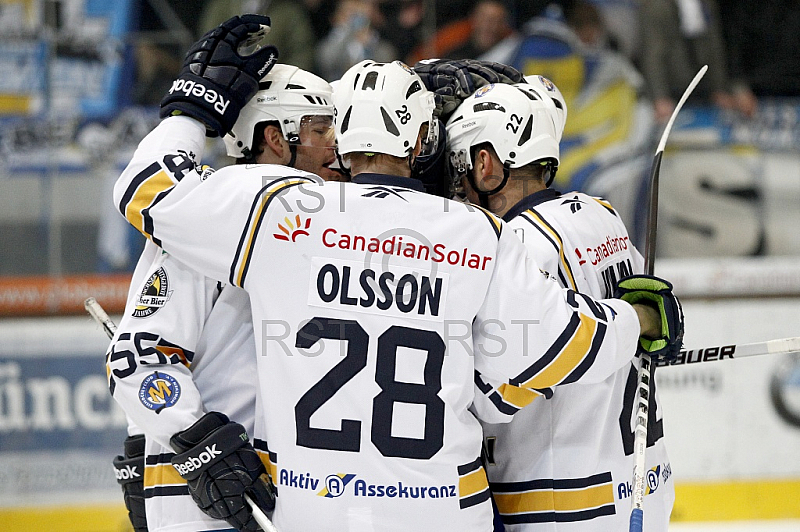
630 65 708 532
657 336 800 367
84 297 117 339
83 297 279 532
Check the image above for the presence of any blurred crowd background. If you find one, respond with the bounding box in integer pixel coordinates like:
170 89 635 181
0 0 799 294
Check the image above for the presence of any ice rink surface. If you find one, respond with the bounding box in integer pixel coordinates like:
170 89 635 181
670 521 800 531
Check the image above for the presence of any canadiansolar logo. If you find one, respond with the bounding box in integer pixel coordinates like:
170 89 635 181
274 215 311 242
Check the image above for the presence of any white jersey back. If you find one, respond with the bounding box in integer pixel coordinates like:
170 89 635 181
111 117 644 532
479 189 674 531
109 245 257 532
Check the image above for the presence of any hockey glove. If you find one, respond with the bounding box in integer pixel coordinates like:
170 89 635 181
413 59 525 120
170 412 275 532
160 15 279 137
615 275 685 362
113 434 148 532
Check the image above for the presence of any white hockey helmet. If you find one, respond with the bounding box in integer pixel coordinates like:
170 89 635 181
446 83 560 191
223 64 334 158
334 60 438 159
521 74 568 141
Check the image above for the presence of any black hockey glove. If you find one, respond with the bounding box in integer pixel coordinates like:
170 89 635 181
170 412 275 532
113 434 148 532
413 59 525 120
615 275 685 362
160 15 279 137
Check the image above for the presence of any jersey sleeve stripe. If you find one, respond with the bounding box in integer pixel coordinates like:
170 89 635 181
491 472 615 524
144 462 185 488
524 209 578 290
560 321 607 385
497 383 539 409
458 458 491 509
511 313 580 386
230 177 314 287
470 204 503 239
513 312 601 390
121 167 175 241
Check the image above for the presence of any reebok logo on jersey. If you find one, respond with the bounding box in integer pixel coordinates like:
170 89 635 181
274 215 311 242
172 444 222 476
168 79 229 115
114 464 140 480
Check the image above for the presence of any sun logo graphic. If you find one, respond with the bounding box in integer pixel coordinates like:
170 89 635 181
274 215 311 242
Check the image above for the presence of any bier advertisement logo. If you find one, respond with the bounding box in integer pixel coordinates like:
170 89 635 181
133 267 172 317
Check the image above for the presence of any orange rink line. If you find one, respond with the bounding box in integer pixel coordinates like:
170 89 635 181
0 274 131 316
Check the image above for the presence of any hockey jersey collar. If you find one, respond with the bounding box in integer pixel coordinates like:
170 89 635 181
352 173 426 192
503 189 562 222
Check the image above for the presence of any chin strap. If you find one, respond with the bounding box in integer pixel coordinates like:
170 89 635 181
467 162 512 209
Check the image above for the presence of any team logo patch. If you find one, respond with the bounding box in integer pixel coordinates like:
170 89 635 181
133 267 172 317
139 372 181 412
474 85 494 98
318 473 357 497
645 464 661 495
274 215 311 242
538 75 556 91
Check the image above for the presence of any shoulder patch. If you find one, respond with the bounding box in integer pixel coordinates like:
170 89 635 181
138 372 181 412
133 267 173 318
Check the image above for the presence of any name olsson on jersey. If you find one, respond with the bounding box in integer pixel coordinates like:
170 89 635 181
168 79 229 115
309 257 449 320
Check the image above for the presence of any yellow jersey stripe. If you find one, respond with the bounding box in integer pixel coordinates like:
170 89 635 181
234 178 311 287
519 313 597 389
144 463 184 488
459 468 490 498
494 483 615 514
124 169 173 239
525 209 577 290
498 383 539 409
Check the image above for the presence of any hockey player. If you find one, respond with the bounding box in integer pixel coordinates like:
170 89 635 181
110 17 682 532
107 23 339 531
446 79 674 530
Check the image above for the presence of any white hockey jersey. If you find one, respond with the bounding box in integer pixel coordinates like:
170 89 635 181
108 243 257 532
477 189 674 531
110 116 645 532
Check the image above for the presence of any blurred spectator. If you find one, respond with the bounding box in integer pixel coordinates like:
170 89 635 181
565 1 619 52
638 0 757 122
200 0 316 72
719 0 800 97
303 0 339 40
375 0 429 62
315 0 396 82
445 0 518 61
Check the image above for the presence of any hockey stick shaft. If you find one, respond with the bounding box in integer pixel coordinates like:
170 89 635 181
84 297 279 532
84 297 117 339
657 336 800 367
630 65 708 532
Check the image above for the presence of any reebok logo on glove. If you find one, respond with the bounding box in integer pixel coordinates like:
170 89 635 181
258 52 278 76
172 444 223 475
114 464 140 480
168 79 230 115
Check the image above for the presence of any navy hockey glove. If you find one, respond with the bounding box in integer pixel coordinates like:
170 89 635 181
160 15 279 137
413 59 525 120
615 275 685 362
113 434 148 532
170 412 275 532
